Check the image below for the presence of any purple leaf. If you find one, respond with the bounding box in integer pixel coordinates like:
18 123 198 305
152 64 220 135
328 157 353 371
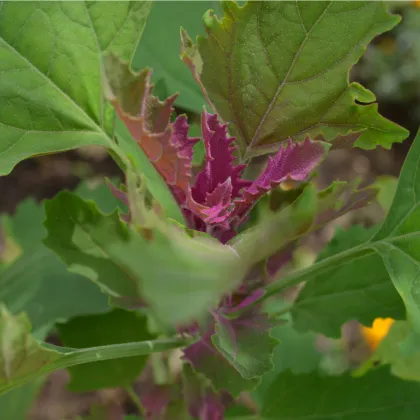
200 111 251 199
188 112 251 213
183 366 228 420
233 138 330 223
186 178 234 229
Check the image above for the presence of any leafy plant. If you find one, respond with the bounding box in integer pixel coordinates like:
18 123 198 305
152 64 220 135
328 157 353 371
0 1 418 419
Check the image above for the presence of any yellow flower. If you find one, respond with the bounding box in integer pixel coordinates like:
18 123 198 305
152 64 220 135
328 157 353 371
361 318 395 351
416 0 420 8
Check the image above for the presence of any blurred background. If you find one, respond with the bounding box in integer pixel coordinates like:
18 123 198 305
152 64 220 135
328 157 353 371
0 1 419 419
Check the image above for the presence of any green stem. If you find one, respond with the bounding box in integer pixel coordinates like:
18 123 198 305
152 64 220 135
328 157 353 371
125 385 145 417
262 243 372 301
230 242 373 319
267 304 294 320
0 337 193 396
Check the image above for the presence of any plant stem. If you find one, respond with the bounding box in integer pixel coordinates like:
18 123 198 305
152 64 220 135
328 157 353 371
263 243 373 301
267 304 294 320
0 336 194 396
125 385 145 417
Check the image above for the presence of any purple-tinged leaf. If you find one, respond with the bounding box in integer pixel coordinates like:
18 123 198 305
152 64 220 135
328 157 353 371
141 384 173 419
186 119 328 239
191 111 251 205
105 179 129 207
186 178 234 229
180 28 215 114
103 55 199 202
184 111 252 238
233 138 330 223
183 329 259 397
183 365 228 420
212 308 279 380
183 295 278 397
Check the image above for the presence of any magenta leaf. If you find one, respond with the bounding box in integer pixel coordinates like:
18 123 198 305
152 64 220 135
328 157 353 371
186 178 234 229
186 114 329 240
186 111 251 226
233 138 330 223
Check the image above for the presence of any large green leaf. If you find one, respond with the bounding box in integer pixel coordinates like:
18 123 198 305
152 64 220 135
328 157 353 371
291 225 404 337
261 367 420 419
265 129 420 338
57 309 154 391
0 181 124 334
254 319 322 404
182 1 408 157
0 1 151 174
44 191 243 327
0 380 43 420
0 305 189 395
133 1 222 112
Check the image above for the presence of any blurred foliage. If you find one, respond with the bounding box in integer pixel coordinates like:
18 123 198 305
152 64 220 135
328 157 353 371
356 3 420 125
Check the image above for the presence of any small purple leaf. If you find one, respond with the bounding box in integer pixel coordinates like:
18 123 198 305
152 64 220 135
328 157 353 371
233 138 330 223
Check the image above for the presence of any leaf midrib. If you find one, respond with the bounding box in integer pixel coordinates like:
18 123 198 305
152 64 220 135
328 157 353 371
247 1 333 152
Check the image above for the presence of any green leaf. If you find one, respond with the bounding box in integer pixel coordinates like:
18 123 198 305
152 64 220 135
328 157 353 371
182 1 408 157
374 175 398 213
291 225 404 337
57 309 154 391
0 1 151 174
265 322 321 375
0 305 61 387
358 321 420 381
261 367 420 419
231 184 317 267
212 317 278 380
268 129 420 338
0 181 123 334
252 315 321 406
0 323 52 420
186 342 260 398
44 191 243 327
231 179 376 272
0 305 190 396
133 1 221 113
0 380 43 420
